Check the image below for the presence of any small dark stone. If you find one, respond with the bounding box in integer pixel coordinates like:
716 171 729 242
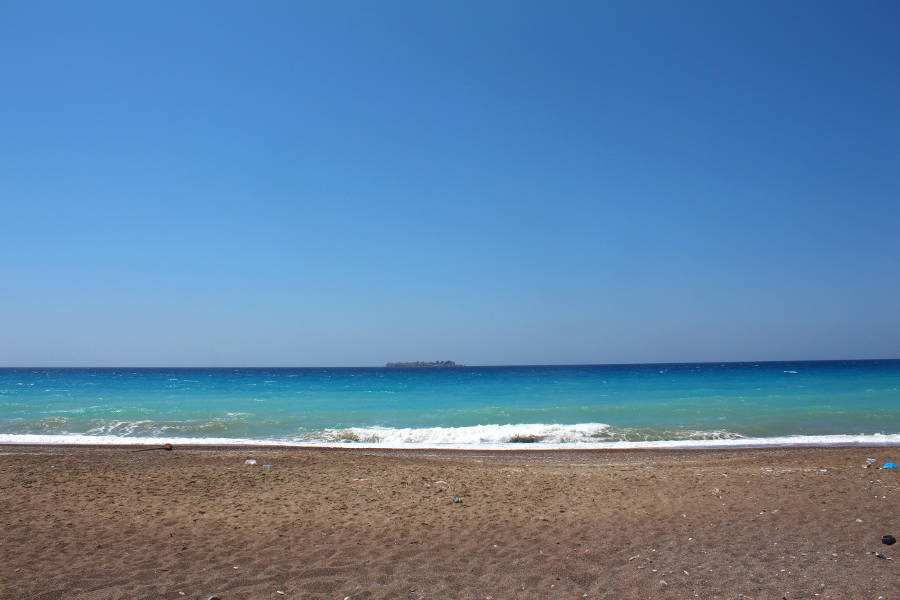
883 535 897 545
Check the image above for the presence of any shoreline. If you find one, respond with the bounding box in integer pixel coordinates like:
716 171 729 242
2 442 899 464
3 442 900 464
1 431 899 452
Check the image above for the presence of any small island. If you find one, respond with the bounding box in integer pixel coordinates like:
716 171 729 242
385 360 462 368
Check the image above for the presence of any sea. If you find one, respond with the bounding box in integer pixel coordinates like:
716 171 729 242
1 360 899 449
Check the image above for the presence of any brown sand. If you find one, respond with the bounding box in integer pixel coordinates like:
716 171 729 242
0 445 897 599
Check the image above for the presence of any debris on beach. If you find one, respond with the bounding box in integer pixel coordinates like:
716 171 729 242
133 443 174 453
244 459 257 465
864 458 876 468
882 535 896 545
874 553 892 560
453 496 463 504
881 462 898 470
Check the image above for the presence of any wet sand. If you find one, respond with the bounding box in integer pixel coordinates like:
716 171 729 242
0 445 897 599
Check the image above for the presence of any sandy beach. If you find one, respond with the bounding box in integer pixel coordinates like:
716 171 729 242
1 446 897 599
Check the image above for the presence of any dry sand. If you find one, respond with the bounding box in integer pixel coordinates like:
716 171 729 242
0 445 897 599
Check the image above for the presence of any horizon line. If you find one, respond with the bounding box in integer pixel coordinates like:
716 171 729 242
1 357 899 369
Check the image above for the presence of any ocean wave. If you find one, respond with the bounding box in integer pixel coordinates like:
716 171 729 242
82 418 246 437
319 423 618 444
0 432 898 449
1 425 899 450
314 424 746 444
86 420 157 436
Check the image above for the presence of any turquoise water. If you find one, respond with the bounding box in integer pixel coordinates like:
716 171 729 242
1 361 899 446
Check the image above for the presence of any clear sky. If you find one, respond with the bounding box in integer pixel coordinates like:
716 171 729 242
1 1 899 366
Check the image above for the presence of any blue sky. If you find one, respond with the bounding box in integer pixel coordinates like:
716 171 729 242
1 1 898 366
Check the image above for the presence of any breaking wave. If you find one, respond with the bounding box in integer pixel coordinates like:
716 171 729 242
314 423 744 444
1 422 899 449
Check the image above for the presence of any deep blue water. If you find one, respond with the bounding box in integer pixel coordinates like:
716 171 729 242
1 361 899 446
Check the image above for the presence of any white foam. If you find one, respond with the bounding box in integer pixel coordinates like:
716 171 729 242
0 429 898 450
320 423 618 444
